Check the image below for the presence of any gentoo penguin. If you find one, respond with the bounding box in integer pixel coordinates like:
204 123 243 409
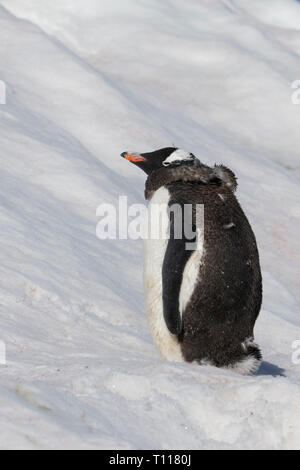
121 148 263 375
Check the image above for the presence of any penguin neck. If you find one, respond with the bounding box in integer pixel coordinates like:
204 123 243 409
144 164 214 200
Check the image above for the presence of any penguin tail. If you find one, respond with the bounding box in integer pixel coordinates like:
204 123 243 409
228 338 262 376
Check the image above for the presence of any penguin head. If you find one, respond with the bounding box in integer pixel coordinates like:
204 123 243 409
121 147 198 175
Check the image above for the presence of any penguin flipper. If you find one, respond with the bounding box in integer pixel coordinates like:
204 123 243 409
162 208 195 335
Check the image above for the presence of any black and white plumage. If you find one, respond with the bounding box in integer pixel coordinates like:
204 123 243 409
121 148 263 375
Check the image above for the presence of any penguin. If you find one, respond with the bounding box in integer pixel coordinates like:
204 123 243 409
121 148 263 375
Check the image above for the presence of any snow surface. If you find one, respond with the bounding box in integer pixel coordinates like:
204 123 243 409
0 0 300 450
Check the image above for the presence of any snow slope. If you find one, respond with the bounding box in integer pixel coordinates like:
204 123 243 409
0 0 300 450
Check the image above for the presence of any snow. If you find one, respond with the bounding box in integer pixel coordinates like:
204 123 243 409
0 0 300 450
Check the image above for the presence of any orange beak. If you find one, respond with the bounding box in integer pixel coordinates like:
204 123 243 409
123 153 147 163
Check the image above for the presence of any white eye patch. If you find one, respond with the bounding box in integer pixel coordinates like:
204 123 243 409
163 149 195 167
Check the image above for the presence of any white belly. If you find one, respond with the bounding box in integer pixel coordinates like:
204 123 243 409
143 186 205 362
143 187 183 362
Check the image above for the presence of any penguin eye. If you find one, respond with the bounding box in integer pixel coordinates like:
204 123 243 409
163 161 171 167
